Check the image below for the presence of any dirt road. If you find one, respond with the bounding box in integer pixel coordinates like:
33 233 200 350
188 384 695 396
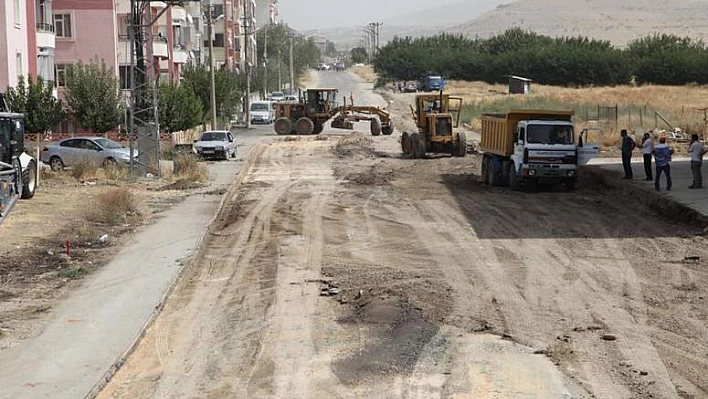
98 72 708 398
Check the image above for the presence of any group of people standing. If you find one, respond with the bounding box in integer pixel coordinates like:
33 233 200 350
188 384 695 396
620 129 707 191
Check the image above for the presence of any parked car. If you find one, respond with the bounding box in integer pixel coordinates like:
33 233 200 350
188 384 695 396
192 130 237 160
40 137 137 171
283 95 299 102
250 100 274 124
315 63 331 71
269 91 285 102
403 81 420 93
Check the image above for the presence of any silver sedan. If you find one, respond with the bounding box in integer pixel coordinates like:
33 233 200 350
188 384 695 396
40 137 137 171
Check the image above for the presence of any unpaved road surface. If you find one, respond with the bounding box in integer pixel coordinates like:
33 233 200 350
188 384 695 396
98 72 708 398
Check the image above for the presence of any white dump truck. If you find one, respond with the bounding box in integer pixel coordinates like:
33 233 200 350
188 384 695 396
0 112 37 224
480 110 599 190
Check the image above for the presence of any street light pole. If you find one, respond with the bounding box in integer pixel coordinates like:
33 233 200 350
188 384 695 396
288 36 294 95
207 1 217 130
263 24 268 99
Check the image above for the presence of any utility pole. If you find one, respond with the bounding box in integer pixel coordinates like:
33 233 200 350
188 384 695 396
277 48 282 91
243 0 251 128
207 0 217 130
263 24 268 99
288 36 294 95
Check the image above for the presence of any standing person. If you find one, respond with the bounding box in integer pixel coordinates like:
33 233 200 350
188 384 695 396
620 129 636 179
688 133 706 189
641 132 654 181
652 136 674 191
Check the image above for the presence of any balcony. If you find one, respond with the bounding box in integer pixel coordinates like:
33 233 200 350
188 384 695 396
36 22 55 49
173 46 188 64
172 7 187 25
153 35 169 59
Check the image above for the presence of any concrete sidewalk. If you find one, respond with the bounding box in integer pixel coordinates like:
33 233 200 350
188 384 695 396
0 134 265 399
589 156 708 219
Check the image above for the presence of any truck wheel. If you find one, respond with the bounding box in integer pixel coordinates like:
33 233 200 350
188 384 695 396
295 117 315 135
508 163 519 191
370 118 381 136
274 117 292 135
12 158 23 198
21 160 37 199
401 132 411 156
490 159 502 186
481 156 490 185
453 132 467 157
382 120 394 135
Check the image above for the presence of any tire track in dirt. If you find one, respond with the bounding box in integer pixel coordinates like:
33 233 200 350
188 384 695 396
98 140 338 398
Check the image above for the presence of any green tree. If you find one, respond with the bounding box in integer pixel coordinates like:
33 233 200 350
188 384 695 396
5 75 65 133
181 63 241 124
252 24 321 94
325 40 337 57
64 59 122 133
158 82 203 133
350 47 368 64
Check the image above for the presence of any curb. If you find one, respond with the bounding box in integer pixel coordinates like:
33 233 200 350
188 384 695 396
586 165 708 229
83 141 269 399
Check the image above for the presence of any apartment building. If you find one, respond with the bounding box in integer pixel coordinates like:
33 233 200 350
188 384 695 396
0 0 56 96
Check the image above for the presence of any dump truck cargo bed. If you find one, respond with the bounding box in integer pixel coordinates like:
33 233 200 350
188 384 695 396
480 110 574 156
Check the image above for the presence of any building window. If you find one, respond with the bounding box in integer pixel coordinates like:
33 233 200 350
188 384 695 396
16 53 23 79
119 65 132 90
14 0 21 25
55 64 68 87
54 13 73 38
214 33 224 48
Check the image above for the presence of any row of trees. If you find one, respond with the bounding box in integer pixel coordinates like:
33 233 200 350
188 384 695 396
373 29 708 86
251 23 322 97
5 60 239 135
7 22 322 136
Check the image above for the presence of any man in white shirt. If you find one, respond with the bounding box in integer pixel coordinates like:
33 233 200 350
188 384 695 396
641 132 654 181
688 133 706 189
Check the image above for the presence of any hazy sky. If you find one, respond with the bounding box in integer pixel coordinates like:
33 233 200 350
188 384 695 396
277 0 462 31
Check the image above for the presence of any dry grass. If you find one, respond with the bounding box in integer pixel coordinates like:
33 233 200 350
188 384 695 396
350 65 377 83
173 154 208 183
99 163 129 181
71 158 99 181
86 188 139 226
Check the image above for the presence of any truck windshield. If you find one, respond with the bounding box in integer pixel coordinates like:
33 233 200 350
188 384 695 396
251 103 269 111
527 125 574 145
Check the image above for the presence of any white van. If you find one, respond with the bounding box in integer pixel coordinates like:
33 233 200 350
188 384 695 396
250 100 273 124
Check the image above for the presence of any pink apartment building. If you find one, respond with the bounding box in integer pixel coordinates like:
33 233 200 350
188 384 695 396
0 0 55 97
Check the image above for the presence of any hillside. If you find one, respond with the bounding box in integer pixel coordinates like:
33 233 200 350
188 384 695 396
452 0 708 47
383 0 506 28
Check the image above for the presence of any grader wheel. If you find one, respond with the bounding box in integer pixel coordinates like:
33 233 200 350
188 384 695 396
370 118 381 136
382 120 394 135
453 132 467 157
274 117 292 135
295 117 315 135
401 132 411 156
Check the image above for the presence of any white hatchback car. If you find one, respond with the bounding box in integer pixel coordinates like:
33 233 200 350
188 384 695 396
192 130 237 160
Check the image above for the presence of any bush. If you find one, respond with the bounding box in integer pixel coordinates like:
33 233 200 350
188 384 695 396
87 188 139 226
101 163 128 181
71 158 98 180
173 154 208 183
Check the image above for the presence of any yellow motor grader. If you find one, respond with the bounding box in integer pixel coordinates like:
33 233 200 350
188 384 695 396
401 92 466 159
272 88 394 136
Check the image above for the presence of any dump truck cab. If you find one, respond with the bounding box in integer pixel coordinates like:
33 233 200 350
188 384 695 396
401 92 466 158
